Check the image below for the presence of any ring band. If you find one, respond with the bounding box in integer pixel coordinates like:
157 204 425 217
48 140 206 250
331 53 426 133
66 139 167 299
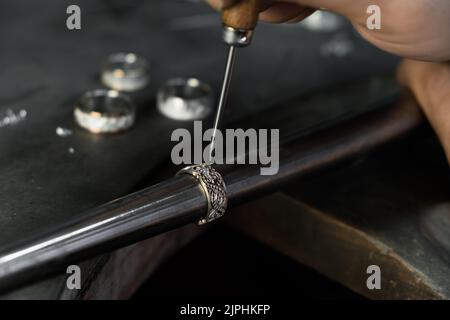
74 89 135 134
177 164 228 225
157 78 214 121
101 53 149 92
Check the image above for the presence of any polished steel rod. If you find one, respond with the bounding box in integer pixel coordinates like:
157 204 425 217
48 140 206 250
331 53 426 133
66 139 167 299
0 96 422 293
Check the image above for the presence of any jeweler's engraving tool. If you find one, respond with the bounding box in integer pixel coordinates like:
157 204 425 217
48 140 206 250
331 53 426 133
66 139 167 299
208 0 261 162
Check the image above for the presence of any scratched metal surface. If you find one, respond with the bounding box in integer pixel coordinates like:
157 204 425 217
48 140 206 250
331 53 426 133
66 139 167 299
0 0 398 297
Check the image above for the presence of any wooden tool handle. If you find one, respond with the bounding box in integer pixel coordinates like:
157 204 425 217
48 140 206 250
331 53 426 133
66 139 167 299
222 0 261 30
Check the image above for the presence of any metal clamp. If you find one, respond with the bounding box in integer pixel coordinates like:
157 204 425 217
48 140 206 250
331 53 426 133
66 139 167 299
222 26 254 47
177 164 228 225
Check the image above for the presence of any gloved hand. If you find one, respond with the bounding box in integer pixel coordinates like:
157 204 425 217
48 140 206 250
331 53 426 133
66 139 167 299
208 0 450 162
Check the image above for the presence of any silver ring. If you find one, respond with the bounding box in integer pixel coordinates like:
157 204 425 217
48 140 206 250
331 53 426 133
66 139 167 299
101 53 149 92
157 78 214 121
177 164 227 225
74 89 135 134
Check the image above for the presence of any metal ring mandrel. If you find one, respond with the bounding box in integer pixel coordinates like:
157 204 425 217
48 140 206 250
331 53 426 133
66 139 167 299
157 78 214 121
74 89 135 134
101 53 149 92
222 26 254 47
177 164 228 225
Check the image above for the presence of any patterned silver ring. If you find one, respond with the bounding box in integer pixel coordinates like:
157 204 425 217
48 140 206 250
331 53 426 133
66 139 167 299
177 164 228 225
101 53 149 92
74 89 135 134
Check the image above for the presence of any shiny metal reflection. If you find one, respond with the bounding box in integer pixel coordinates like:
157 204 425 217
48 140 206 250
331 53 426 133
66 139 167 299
157 78 214 121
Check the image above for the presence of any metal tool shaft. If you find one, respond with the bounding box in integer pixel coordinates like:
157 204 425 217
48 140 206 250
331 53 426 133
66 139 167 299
208 45 236 162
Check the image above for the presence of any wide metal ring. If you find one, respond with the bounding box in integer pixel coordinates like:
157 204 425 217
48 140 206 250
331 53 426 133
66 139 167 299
101 53 149 92
157 78 214 121
74 89 135 134
222 26 254 47
177 164 227 225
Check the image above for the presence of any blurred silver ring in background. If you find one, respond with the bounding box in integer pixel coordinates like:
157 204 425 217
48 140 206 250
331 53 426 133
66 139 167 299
101 53 149 92
299 11 343 32
74 89 135 134
157 78 214 121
